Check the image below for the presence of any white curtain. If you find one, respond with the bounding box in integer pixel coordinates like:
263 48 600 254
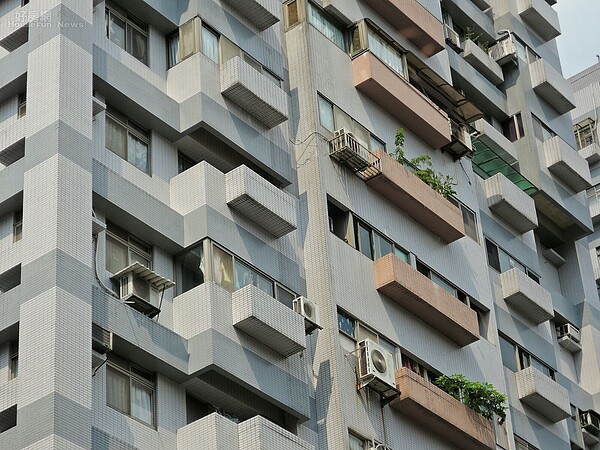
201 26 219 63
106 117 127 159
127 134 148 173
368 29 404 77
131 380 153 425
107 367 130 413
169 34 180 67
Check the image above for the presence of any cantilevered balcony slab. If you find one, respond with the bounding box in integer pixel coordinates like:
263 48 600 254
462 40 504 86
238 416 314 450
353 52 451 149
221 56 288 128
178 413 239 450
361 0 444 56
232 285 306 357
579 142 600 164
544 136 592 193
390 368 495 450
470 0 491 9
366 151 465 243
222 0 280 31
484 173 538 233
474 119 518 163
374 254 478 346
225 165 297 237
517 0 560 41
530 59 575 114
516 367 571 422
500 268 553 324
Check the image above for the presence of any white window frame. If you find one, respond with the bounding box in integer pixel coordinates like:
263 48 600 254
105 110 151 174
105 4 148 65
105 223 152 274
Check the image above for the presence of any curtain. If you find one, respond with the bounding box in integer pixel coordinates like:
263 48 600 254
368 30 404 77
106 117 127 159
131 379 153 425
128 26 147 64
308 4 345 50
212 246 233 292
106 235 128 273
201 26 219 63
108 13 126 49
107 367 130 414
127 134 148 173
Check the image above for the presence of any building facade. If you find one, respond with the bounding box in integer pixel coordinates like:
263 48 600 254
0 0 597 449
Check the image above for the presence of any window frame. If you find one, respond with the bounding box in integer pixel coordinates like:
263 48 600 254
105 222 152 274
574 119 597 150
106 360 156 427
17 94 26 118
502 113 525 142
485 238 540 282
499 333 555 380
13 210 22 243
8 341 18 380
307 2 346 51
105 4 148 65
105 110 151 174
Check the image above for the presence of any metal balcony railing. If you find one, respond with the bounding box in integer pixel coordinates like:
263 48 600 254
329 129 381 180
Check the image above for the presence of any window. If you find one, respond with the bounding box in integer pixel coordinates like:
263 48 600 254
499 334 554 379
201 24 219 63
106 359 155 426
174 240 297 305
402 354 439 383
574 119 596 150
0 406 16 433
353 218 408 262
515 436 540 450
8 341 18 380
449 199 478 242
22 0 30 5
0 265 21 294
168 17 200 67
366 25 406 78
308 3 345 50
177 152 195 174
532 115 556 142
13 210 22 243
220 36 282 86
589 186 600 208
106 4 148 64
502 113 524 142
285 1 300 28
485 238 539 282
513 36 540 65
349 432 367 450
17 94 26 118
105 223 152 274
106 110 150 173
317 94 385 152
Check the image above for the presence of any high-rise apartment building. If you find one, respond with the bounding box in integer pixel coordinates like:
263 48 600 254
0 0 597 449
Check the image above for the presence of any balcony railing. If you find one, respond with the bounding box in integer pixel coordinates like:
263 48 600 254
329 130 381 180
442 119 473 159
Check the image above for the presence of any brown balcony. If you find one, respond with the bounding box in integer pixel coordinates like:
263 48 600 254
366 150 465 243
374 254 478 346
353 52 451 149
361 0 444 57
390 368 495 450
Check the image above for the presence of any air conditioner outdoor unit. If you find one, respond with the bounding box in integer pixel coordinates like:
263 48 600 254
443 25 461 52
110 262 175 319
581 411 600 438
358 339 396 395
489 37 517 65
556 323 582 352
92 323 112 354
293 296 322 334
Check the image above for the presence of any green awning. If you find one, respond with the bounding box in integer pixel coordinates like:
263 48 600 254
472 139 537 195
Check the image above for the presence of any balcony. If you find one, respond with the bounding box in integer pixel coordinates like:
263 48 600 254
225 165 297 237
390 368 495 450
178 414 313 450
361 0 444 57
579 141 600 164
517 0 560 41
529 59 575 114
500 268 553 324
352 52 451 149
329 131 381 181
484 173 538 233
238 416 314 450
232 285 306 357
470 0 491 9
462 40 504 86
221 56 288 128
366 150 465 243
474 119 518 163
516 367 571 422
374 254 478 346
544 136 592 193
221 0 280 31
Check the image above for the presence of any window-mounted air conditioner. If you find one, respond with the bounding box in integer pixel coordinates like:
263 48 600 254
557 323 582 353
92 323 113 354
581 411 600 436
293 296 322 334
110 262 175 319
443 25 461 52
358 339 396 395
